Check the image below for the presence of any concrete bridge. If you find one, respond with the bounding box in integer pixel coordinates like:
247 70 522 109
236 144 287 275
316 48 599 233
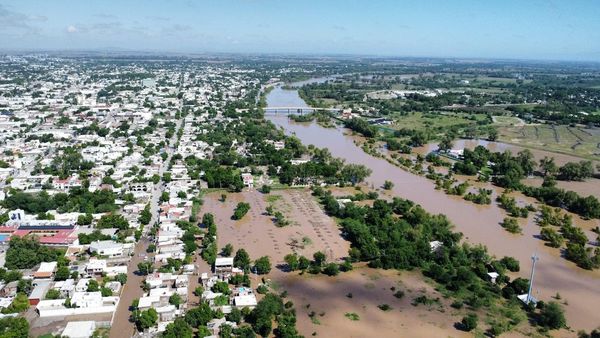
263 106 342 114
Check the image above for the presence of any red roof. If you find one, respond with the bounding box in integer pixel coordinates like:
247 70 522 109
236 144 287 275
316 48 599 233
12 229 31 236
39 236 76 245
10 229 76 245
0 226 17 233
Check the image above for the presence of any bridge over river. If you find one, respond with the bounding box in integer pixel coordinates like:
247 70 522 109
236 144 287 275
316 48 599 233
263 106 342 114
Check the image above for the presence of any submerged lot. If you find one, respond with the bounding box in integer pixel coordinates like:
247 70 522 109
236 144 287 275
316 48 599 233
201 189 349 264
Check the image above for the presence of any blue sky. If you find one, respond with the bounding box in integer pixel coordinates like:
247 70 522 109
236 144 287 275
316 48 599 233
0 0 599 61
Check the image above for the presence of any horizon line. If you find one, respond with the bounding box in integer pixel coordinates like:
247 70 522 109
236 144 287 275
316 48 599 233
1 48 599 65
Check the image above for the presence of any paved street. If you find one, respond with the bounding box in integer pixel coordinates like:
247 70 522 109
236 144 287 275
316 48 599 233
109 116 183 338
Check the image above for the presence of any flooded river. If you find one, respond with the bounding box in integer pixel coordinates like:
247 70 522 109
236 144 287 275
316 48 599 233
265 83 600 330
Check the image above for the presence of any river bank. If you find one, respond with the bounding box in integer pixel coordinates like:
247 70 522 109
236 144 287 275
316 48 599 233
264 82 600 331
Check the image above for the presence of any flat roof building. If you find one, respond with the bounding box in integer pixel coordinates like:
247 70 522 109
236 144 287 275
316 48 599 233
62 321 96 338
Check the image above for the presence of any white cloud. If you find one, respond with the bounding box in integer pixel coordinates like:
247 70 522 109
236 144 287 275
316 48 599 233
66 25 78 33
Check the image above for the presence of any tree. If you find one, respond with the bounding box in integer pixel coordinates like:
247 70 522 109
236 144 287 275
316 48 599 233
1 293 29 314
162 318 192 338
101 287 113 297
135 308 158 331
260 185 271 194
54 266 70 281
558 161 595 181
273 211 289 227
313 251 326 266
212 281 230 294
461 313 478 331
97 213 129 230
284 253 299 271
222 243 234 257
487 128 498 141
137 262 154 275
160 191 170 203
538 301 566 330
254 256 271 275
184 302 213 327
233 202 251 220
197 326 212 338
77 213 93 225
323 262 340 276
87 279 99 292
45 288 61 300
115 273 128 285
298 256 310 271
234 249 251 270
139 204 152 225
0 316 29 337
219 324 233 338
499 256 520 272
539 157 558 177
169 293 183 307
226 307 242 324
5 236 63 270
340 164 372 185
438 133 454 152
248 293 284 337
383 180 394 190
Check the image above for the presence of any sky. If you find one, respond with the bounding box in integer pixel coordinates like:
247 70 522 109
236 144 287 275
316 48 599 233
1 0 599 61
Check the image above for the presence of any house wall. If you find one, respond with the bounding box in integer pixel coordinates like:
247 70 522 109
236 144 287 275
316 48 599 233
38 304 117 318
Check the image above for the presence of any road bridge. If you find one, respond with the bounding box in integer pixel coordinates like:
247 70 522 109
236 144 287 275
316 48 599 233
263 106 342 114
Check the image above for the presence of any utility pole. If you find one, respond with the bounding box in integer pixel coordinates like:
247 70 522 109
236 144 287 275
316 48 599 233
527 253 539 304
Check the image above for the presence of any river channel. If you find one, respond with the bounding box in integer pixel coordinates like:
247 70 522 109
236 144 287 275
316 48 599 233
264 81 600 330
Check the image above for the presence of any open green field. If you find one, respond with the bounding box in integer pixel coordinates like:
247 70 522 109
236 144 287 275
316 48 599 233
498 124 600 160
493 115 524 126
389 111 488 131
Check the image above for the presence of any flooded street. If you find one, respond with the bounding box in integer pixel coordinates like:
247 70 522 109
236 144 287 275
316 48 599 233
265 84 600 330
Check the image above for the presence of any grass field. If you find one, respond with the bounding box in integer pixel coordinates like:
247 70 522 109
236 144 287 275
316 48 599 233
498 124 600 160
389 111 488 131
493 115 524 126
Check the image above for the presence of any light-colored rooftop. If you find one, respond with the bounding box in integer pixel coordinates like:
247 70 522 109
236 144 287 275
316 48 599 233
62 321 96 338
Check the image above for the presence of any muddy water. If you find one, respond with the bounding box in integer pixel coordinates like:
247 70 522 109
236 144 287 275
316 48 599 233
202 190 349 264
266 115 600 330
275 267 474 338
266 86 308 107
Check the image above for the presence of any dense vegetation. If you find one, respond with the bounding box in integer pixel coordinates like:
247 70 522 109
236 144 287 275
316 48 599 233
451 145 600 219
232 202 251 220
2 188 117 214
5 236 64 270
313 187 561 334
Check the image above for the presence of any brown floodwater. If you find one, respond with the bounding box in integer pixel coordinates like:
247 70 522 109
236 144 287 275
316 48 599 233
266 115 600 331
202 190 349 264
273 267 475 338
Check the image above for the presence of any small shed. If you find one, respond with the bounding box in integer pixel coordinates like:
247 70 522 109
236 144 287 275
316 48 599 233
487 272 500 284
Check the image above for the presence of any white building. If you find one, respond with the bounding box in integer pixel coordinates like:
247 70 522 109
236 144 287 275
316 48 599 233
85 259 107 275
214 257 234 273
89 240 124 257
61 321 96 338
